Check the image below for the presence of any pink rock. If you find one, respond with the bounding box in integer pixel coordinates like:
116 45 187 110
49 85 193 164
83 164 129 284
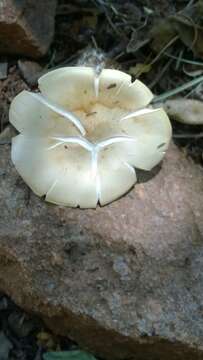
0 143 203 359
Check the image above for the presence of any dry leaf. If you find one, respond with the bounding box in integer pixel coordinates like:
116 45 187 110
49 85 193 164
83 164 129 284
150 1 203 59
37 331 59 350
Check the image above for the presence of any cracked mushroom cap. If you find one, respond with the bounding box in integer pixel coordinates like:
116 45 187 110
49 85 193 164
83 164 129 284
9 67 172 208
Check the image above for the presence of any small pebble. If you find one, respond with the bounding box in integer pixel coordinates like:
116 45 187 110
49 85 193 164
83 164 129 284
0 296 8 311
18 60 44 86
0 62 8 80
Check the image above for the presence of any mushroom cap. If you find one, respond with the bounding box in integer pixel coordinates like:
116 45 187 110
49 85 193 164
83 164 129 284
9 67 172 208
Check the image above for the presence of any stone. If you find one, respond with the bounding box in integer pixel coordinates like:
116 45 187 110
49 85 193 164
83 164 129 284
0 0 57 58
0 68 29 130
18 60 44 87
0 62 8 80
0 125 16 145
0 142 203 360
0 102 8 129
0 295 8 311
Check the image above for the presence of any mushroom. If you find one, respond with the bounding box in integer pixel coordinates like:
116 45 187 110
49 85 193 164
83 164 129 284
9 67 172 208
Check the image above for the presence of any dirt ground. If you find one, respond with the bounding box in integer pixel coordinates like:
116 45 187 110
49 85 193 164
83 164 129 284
1 0 203 359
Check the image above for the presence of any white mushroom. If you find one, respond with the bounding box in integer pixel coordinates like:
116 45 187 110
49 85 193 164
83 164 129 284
9 66 172 208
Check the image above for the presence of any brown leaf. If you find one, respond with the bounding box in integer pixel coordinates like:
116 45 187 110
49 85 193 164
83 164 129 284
150 1 203 59
150 20 177 53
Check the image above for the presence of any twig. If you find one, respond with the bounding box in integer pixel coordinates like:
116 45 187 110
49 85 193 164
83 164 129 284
153 75 203 103
175 48 184 71
173 132 203 139
95 0 126 40
0 140 11 145
91 35 98 49
164 52 203 66
149 58 173 89
149 35 179 66
186 0 195 9
176 14 198 49
185 82 202 98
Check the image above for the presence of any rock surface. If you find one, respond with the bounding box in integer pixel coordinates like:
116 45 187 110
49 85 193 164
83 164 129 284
0 142 203 360
0 0 56 58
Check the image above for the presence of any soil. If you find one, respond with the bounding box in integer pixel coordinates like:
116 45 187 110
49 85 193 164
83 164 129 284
0 293 76 359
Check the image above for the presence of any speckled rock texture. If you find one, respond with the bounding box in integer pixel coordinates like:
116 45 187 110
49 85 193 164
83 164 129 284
0 0 56 58
0 141 203 360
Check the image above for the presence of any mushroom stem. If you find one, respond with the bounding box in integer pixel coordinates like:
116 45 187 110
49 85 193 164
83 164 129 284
30 93 86 136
